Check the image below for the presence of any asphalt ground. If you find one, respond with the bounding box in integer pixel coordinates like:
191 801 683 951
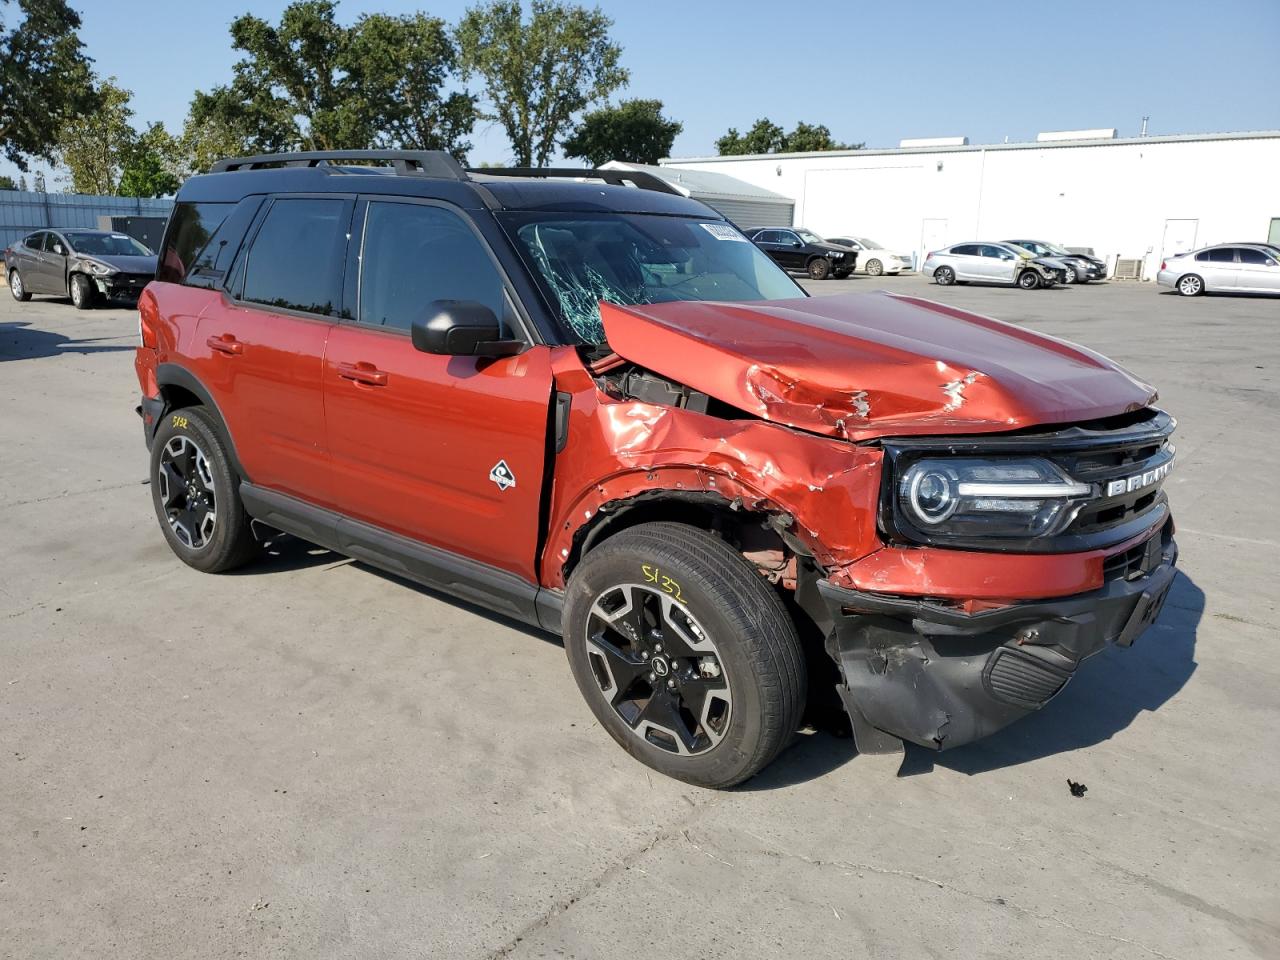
2 273 1277 959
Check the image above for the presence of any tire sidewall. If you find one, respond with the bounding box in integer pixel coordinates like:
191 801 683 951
1179 274 1202 296
935 266 954 285
9 269 27 300
70 274 93 309
563 535 784 787
807 257 831 280
866 259 882 276
149 407 250 573
1019 270 1040 289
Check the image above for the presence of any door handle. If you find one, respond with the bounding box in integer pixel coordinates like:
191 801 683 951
337 361 388 387
206 334 243 355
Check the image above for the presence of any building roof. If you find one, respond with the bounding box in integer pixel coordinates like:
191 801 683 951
599 160 793 203
662 128 1280 164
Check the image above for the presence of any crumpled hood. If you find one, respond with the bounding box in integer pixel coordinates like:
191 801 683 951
599 292 1156 440
73 253 157 274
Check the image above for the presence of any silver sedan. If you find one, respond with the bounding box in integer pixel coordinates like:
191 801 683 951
1157 244 1280 296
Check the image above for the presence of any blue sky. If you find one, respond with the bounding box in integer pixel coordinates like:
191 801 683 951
7 0 1279 184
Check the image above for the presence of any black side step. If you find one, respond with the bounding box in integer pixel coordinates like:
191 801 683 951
239 483 563 633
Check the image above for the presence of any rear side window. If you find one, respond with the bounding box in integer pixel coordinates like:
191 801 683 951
1207 248 1235 263
241 198 350 316
952 244 980 256
1237 248 1268 265
22 232 42 249
357 201 505 332
158 202 234 282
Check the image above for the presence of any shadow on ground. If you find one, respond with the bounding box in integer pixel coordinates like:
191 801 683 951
0 320 136 361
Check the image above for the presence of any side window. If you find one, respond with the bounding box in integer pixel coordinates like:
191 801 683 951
1207 248 1235 263
952 244 978 256
1195 251 1210 262
241 198 349 316
357 201 505 332
157 202 235 283
1237 248 1267 265
22 232 42 249
779 231 801 245
186 197 265 289
48 235 66 255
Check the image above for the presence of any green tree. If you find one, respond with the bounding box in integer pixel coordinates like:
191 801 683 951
179 112 251 176
0 0 97 170
0 173 16 189
456 0 628 167
562 98 680 167
190 1 475 159
716 117 862 155
55 77 134 195
118 122 180 197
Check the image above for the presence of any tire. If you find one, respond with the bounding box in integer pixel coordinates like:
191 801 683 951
69 273 95 310
1063 265 1078 284
807 257 831 280
149 405 258 573
1018 270 1041 290
1177 274 1204 297
934 265 955 286
563 522 806 789
865 258 883 277
8 268 30 301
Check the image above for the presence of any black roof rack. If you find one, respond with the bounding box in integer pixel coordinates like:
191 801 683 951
209 150 469 179
471 167 683 197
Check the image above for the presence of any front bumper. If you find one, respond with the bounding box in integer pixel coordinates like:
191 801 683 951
95 274 150 299
818 530 1178 753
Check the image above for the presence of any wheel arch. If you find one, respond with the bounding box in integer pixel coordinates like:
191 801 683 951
154 363 250 481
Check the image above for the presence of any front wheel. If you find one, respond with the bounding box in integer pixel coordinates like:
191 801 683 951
1177 274 1204 296
149 406 259 573
563 522 806 789
1018 270 1041 290
69 273 95 310
1063 265 1077 284
9 269 30 301
807 257 831 280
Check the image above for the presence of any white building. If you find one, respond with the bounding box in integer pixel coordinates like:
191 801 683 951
599 160 794 227
662 129 1280 280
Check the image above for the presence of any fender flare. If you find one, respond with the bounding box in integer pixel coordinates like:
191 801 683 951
155 362 250 481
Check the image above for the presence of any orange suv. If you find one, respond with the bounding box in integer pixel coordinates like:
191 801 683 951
135 151 1178 787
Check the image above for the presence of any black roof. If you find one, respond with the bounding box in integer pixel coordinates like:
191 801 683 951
177 150 719 219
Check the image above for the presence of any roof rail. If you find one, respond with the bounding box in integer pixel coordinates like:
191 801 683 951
209 150 468 180
472 166 683 197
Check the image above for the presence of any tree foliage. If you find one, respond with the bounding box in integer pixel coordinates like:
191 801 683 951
0 173 15 189
456 0 627 167
56 77 134 195
118 122 181 198
562 98 680 167
0 0 97 170
189 1 476 161
716 118 862 156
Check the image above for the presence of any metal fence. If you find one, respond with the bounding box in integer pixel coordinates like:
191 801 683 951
0 190 172 250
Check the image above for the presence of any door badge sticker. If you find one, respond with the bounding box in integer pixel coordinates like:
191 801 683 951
489 459 516 491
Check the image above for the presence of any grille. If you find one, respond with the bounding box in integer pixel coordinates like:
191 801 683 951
985 648 1071 707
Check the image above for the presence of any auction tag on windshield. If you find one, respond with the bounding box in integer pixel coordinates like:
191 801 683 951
700 223 748 242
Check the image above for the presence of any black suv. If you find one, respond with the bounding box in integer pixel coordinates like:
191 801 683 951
744 226 855 280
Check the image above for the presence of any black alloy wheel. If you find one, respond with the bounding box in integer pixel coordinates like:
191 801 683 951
157 434 218 550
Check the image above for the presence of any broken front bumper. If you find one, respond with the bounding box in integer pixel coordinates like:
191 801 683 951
818 533 1178 753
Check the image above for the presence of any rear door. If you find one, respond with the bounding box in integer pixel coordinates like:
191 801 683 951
198 194 352 507
322 197 554 581
1201 247 1239 290
13 233 46 290
949 244 981 280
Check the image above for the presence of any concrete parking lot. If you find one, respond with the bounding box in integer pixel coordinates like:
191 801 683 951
2 276 1277 959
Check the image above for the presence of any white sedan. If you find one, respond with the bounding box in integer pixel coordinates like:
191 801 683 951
1156 243 1280 296
826 237 912 276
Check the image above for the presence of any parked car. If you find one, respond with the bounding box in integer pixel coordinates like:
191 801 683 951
825 237 911 276
1157 243 1280 296
1004 239 1107 283
135 150 1177 788
6 228 157 308
922 242 1064 288
744 226 854 279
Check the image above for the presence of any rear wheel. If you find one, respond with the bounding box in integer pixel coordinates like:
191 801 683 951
865 258 883 277
69 273 95 310
563 522 806 788
807 257 831 280
149 406 258 573
1018 270 1041 290
1177 274 1204 297
934 266 955 286
8 269 30 301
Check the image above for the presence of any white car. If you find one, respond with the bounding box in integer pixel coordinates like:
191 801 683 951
1156 243 1280 296
826 236 911 276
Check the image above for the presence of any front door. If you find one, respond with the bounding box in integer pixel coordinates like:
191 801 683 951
323 198 554 581
1235 247 1280 292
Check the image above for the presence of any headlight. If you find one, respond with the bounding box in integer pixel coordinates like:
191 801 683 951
87 261 115 276
829 252 844 259
897 457 1091 539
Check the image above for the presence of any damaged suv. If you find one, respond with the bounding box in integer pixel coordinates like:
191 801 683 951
134 151 1177 788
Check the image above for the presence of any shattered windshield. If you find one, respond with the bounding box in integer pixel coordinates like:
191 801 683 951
498 212 804 344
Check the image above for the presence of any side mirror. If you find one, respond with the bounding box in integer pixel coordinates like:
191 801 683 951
53 244 65 255
791 240 802 248
411 300 521 357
